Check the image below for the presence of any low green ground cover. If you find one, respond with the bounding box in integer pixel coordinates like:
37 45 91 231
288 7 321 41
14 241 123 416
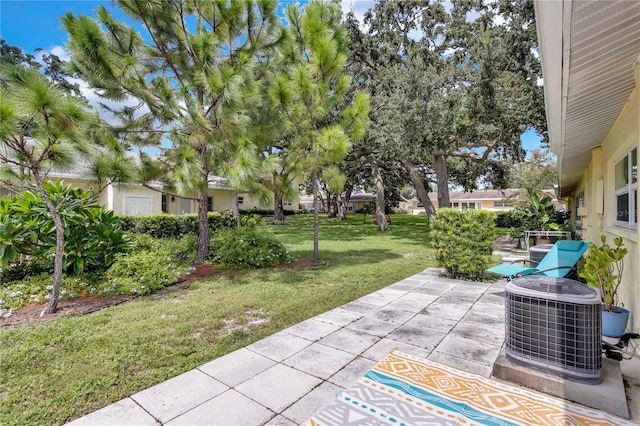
0 214 435 425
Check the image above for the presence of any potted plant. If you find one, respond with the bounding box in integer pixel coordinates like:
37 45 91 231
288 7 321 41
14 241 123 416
579 235 629 337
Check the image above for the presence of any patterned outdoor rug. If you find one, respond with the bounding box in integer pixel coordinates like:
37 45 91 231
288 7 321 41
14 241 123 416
303 350 634 426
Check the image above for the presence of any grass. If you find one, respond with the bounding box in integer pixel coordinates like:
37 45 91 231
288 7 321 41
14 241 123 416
0 214 436 426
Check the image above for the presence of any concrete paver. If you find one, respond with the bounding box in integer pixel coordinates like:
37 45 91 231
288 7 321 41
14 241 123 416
326 356 377 388
131 370 227 424
283 343 354 380
245 332 311 362
198 348 276 387
66 398 159 426
361 337 433 361
387 324 447 350
319 327 380 355
281 318 341 342
366 306 415 324
281 381 342 424
345 315 398 337
263 415 296 426
66 268 639 425
234 364 321 413
312 307 361 326
165 390 274 426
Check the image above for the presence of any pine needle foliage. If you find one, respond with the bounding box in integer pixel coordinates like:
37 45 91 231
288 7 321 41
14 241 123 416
63 0 286 261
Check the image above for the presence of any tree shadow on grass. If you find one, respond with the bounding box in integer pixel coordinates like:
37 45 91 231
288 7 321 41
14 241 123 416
270 214 432 246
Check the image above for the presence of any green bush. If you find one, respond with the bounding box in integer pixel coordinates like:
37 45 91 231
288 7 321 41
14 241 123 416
430 208 496 280
209 227 293 269
118 210 237 239
495 211 525 228
0 273 103 315
0 181 132 275
0 235 197 315
104 239 189 296
1 259 50 283
238 209 300 216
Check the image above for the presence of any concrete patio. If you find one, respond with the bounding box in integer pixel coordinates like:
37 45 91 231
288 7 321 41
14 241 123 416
67 268 640 425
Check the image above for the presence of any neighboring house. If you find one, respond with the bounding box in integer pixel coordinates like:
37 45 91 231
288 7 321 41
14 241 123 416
299 193 375 213
404 189 556 214
348 193 376 212
534 1 640 333
0 164 298 216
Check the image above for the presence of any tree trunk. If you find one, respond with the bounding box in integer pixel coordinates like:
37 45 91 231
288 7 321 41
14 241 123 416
196 193 209 261
32 178 63 314
401 159 437 217
336 193 346 220
369 155 388 231
273 190 285 222
338 185 353 220
327 192 337 218
434 153 450 209
312 170 320 262
232 191 240 227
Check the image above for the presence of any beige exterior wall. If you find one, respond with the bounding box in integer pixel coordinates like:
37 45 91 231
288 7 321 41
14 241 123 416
112 185 163 215
573 84 640 333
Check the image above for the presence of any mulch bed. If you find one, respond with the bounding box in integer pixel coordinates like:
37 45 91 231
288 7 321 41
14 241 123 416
1 258 319 328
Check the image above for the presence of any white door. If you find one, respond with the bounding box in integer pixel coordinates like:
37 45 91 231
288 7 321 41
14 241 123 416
180 198 192 214
124 196 153 216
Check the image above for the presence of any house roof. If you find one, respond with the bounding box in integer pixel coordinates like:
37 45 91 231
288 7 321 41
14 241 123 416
535 0 640 197
349 193 376 202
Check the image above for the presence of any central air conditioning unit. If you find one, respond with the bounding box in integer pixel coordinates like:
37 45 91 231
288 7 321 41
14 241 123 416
505 276 602 384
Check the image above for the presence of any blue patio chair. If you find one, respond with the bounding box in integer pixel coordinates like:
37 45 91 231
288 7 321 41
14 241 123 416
487 240 588 280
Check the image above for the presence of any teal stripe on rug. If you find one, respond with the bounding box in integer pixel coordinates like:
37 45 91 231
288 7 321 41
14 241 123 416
364 370 519 426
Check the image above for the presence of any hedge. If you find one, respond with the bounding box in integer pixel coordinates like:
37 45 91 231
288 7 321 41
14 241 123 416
118 211 237 239
431 208 496 281
238 208 301 216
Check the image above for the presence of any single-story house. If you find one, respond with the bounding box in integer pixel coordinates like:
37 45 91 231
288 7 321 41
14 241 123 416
534 0 640 333
299 192 376 213
1 164 299 216
403 189 558 214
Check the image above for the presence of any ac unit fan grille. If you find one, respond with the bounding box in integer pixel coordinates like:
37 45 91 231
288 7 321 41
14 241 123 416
506 292 602 384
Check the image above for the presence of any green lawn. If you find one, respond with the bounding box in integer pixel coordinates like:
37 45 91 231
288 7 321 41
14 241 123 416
0 214 435 426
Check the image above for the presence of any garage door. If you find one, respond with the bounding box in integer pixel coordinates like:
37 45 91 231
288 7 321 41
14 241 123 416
124 196 153 216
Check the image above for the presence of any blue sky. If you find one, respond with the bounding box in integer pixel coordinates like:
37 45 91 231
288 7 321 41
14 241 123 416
0 0 543 152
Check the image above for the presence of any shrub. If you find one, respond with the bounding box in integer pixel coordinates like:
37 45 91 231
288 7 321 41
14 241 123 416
118 211 237 239
495 211 525 228
238 209 300 216
0 273 103 315
1 259 50 284
391 208 408 214
430 208 496 280
104 240 188 296
0 235 196 316
0 181 132 275
209 227 293 269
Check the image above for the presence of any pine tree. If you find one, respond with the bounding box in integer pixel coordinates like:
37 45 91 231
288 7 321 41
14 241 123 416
63 0 285 261
271 1 369 261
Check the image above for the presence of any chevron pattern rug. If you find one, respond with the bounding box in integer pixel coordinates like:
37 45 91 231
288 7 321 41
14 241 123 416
303 350 634 426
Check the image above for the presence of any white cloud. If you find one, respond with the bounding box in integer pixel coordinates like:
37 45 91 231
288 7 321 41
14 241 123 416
340 0 374 28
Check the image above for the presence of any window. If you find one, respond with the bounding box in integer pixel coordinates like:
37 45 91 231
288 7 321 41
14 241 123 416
451 202 459 208
207 196 213 212
283 200 292 207
237 196 244 204
614 147 637 227
494 200 513 208
575 190 584 219
161 194 168 213
462 202 476 210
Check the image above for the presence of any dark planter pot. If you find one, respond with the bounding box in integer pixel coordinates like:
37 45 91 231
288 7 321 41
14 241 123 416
602 306 630 337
